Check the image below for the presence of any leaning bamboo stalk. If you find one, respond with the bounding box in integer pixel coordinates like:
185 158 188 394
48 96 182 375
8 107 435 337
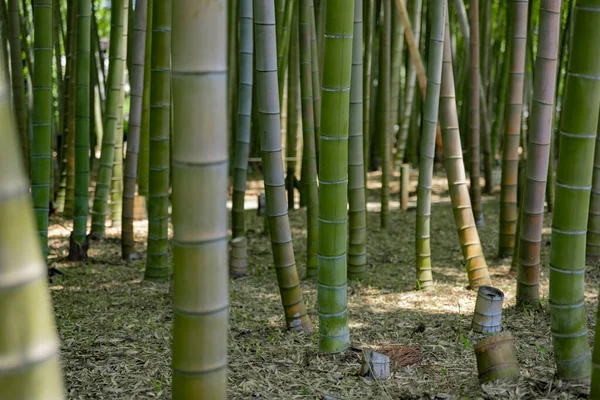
498 0 529 258
254 0 311 331
171 1 228 397
414 0 446 289
121 0 148 260
516 0 561 306
439 14 491 289
0 48 65 399
549 0 600 381
231 0 254 239
348 0 367 279
299 0 318 278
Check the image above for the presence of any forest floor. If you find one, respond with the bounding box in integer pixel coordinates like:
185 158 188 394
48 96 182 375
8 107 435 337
47 170 598 399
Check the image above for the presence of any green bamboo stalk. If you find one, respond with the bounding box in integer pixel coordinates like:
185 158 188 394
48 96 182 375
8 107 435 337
498 0 529 258
144 0 170 280
380 0 391 229
121 0 147 260
171 2 228 396
0 2 10 93
68 0 91 260
348 0 366 279
395 0 422 165
439 13 491 289
390 7 404 133
589 113 600 262
516 0 561 306
491 15 511 161
277 0 296 103
318 0 354 353
231 0 254 240
593 291 600 397
90 0 127 238
53 0 64 152
110 0 128 229
549 0 600 380
7 0 28 170
63 0 78 220
363 0 376 180
286 10 300 210
227 0 238 168
0 65 65 398
468 0 482 226
254 0 311 331
310 2 321 169
137 0 152 198
299 0 318 278
415 0 446 290
30 0 53 259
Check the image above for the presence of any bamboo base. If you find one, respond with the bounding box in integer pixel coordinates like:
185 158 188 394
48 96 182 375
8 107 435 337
474 331 519 384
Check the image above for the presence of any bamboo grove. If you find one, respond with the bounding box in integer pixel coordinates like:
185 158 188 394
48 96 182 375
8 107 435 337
0 0 600 397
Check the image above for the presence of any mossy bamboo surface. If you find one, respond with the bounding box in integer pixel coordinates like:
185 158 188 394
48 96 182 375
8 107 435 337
137 0 152 198
0 56 65 399
317 0 354 353
7 0 28 170
254 0 310 331
90 0 127 237
70 0 91 257
395 0 422 165
171 1 228 396
516 0 561 306
348 0 366 279
549 0 600 380
468 0 482 226
439 15 491 289
145 0 170 281
110 2 129 230
122 0 148 259
31 0 53 258
498 0 528 258
299 0 318 278
231 0 254 239
379 0 391 229
414 0 445 290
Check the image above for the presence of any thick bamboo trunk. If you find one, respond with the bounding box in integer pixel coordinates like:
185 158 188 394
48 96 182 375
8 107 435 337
231 0 254 239
318 0 354 353
380 0 391 229
0 50 65 398
90 0 127 238
414 0 446 289
254 0 311 331
348 0 367 279
144 0 170 280
299 0 318 278
121 0 148 259
516 0 561 306
439 14 491 289
549 0 600 381
170 2 228 396
498 0 529 258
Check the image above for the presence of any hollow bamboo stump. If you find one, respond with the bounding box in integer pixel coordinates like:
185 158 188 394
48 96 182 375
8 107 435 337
472 286 504 333
360 349 390 381
474 331 519 384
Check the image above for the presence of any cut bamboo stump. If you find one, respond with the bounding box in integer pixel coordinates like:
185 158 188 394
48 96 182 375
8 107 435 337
474 331 519 384
360 349 390 380
133 195 147 220
400 164 409 210
229 236 248 278
472 286 504 333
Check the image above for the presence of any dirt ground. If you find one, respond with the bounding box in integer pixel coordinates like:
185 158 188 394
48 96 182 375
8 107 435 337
47 171 598 399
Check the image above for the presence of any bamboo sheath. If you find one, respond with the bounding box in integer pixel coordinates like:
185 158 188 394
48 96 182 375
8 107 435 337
550 0 600 381
318 0 354 353
299 0 318 278
348 0 367 279
516 0 561 306
145 0 170 280
499 0 529 258
380 1 391 229
439 15 491 289
171 2 228 397
90 0 127 237
0 54 65 398
232 0 254 239
415 0 446 289
122 0 148 259
31 0 53 258
254 0 311 331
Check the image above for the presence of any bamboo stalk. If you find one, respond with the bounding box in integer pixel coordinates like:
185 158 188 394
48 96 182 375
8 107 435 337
380 0 391 229
137 0 152 198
